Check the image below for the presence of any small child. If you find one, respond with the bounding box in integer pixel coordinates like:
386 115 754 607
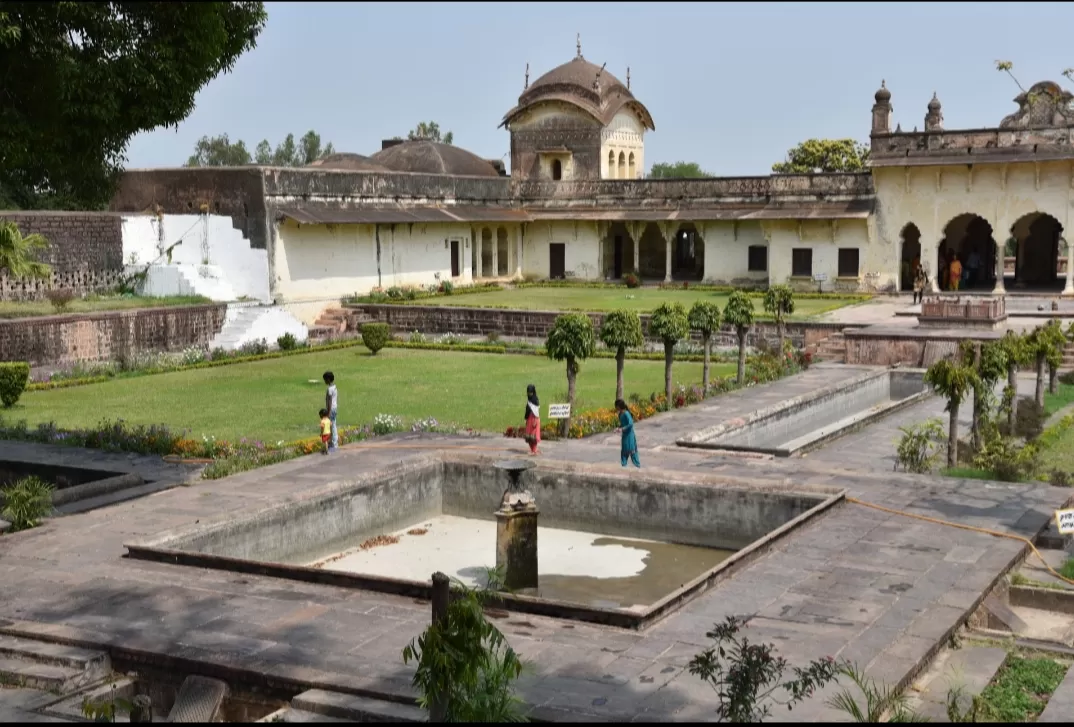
319 408 332 455
614 398 640 469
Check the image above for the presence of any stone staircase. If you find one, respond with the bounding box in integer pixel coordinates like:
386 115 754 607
1063 340 1074 370
0 634 111 695
309 307 351 344
209 302 309 351
259 689 426 723
808 331 847 364
904 645 1008 721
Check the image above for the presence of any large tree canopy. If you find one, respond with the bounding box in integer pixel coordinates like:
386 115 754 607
0 2 267 210
187 130 335 167
771 139 869 174
648 161 710 179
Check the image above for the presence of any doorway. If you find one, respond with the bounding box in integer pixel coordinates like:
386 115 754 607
549 243 566 280
613 235 624 279
450 240 461 278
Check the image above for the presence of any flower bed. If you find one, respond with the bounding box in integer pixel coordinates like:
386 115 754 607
347 281 504 305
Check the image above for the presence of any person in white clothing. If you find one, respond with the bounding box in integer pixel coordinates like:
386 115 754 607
323 371 338 451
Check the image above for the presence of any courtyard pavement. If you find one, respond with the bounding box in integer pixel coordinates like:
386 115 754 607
0 368 1070 721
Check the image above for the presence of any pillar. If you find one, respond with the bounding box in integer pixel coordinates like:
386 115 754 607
492 237 499 278
495 506 538 592
515 228 523 279
633 236 640 277
993 239 1006 295
664 230 673 283
1064 238 1074 297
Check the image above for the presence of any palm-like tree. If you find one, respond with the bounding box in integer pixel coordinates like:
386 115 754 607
925 357 978 469
723 291 756 385
599 309 644 401
0 221 51 281
688 301 722 391
545 313 595 436
649 303 690 409
762 284 795 353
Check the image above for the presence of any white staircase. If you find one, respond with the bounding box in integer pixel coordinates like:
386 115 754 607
128 263 241 302
210 302 309 351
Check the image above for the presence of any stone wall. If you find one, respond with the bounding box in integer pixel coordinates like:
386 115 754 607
843 330 994 367
0 212 124 301
344 303 847 349
0 304 228 368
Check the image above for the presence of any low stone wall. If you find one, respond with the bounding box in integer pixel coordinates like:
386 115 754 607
0 304 228 368
844 329 999 367
343 303 850 349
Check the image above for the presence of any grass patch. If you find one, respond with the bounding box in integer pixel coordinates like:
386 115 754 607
941 466 997 481
398 287 860 318
1039 419 1074 475
976 654 1067 722
1060 557 1074 581
0 294 211 319
1010 572 1067 591
11 347 731 442
1045 383 1074 417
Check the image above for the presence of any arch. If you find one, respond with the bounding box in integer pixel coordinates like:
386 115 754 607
496 227 510 277
480 227 493 278
637 223 666 279
607 150 616 179
672 223 705 281
1010 212 1064 289
551 159 562 181
601 222 635 278
898 223 922 291
938 214 995 292
618 152 626 180
628 152 636 180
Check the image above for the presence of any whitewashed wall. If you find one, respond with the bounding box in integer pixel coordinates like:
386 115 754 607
522 220 602 279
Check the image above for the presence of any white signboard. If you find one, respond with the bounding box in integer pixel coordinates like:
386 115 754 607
547 404 571 419
813 273 828 282
1056 508 1074 535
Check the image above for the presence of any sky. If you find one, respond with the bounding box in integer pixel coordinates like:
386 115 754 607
125 1 1074 176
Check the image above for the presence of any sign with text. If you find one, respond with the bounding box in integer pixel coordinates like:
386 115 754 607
1056 508 1074 535
547 404 571 419
813 273 828 282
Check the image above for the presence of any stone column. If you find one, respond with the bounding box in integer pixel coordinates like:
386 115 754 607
492 237 499 278
633 236 640 277
476 235 483 278
993 239 1006 295
664 226 673 283
515 227 523 279
1064 238 1074 296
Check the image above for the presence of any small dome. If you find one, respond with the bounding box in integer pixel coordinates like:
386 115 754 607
306 153 389 172
369 140 500 177
875 80 891 103
928 92 941 111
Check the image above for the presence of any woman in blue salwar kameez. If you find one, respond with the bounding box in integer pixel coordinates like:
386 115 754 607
615 399 640 468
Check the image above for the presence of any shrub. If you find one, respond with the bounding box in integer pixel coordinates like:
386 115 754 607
361 323 391 355
972 430 1040 482
486 331 501 344
1049 469 1072 487
0 362 30 408
439 280 454 295
408 330 428 344
209 347 230 361
623 273 641 288
372 413 403 435
1 476 55 532
44 288 76 312
277 332 298 351
1060 370 1074 386
999 396 1046 440
236 338 269 357
179 346 207 366
894 418 945 474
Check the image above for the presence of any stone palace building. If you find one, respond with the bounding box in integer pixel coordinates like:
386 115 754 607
110 43 1074 325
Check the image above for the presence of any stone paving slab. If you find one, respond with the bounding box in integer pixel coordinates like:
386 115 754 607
1 370 1072 721
1039 661 1074 722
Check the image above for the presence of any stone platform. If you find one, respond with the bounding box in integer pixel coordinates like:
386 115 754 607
0 370 1070 722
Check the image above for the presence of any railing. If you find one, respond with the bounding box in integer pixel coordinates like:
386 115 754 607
514 173 875 201
921 296 1006 320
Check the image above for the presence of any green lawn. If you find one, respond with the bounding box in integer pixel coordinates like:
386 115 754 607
0 295 211 319
426 287 862 317
10 348 729 442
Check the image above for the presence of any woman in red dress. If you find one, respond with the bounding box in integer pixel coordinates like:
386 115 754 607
524 384 541 455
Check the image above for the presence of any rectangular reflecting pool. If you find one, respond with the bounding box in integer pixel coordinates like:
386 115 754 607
126 454 843 629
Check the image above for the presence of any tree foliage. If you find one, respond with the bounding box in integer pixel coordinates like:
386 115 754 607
407 121 453 145
600 309 644 401
546 313 595 434
925 358 977 469
650 303 690 407
771 139 869 174
648 161 711 179
0 2 268 209
688 301 722 391
187 130 335 167
0 220 50 281
724 291 756 385
763 284 795 350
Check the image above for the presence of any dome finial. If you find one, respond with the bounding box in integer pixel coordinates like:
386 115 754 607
524 62 529 90
576 33 582 58
627 66 631 90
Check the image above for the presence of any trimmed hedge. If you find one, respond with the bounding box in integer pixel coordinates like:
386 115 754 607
0 362 30 408
383 341 507 354
361 323 391 354
347 282 504 305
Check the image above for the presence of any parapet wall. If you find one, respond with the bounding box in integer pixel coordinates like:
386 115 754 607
0 304 228 368
0 212 124 301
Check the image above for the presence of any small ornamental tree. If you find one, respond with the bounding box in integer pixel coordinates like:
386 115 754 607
1043 319 1068 395
1026 324 1063 408
0 221 51 282
925 357 977 469
998 331 1030 432
960 340 1008 452
762 284 795 352
649 303 690 409
688 301 722 392
724 291 756 385
599 309 644 401
545 313 596 436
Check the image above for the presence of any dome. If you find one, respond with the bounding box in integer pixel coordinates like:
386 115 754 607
928 92 941 111
500 53 655 131
305 153 389 172
369 140 501 177
875 80 891 103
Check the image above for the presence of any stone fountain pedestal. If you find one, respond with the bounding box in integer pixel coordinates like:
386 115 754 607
493 460 538 592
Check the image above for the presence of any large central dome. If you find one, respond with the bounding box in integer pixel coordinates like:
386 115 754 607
500 52 655 131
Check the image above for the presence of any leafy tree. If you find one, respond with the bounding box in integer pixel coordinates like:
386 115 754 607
771 139 869 174
650 303 690 409
1025 324 1064 408
1043 320 1069 395
408 121 453 145
688 301 722 391
0 2 268 209
960 340 1008 452
545 313 596 436
925 358 977 469
724 291 756 385
0 220 50 281
599 309 644 401
188 130 334 167
648 161 710 179
762 284 795 352
998 331 1030 433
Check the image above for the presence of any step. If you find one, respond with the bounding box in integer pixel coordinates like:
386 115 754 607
54 478 183 516
908 646 1008 721
1039 663 1074 722
0 656 98 695
166 675 229 723
0 635 110 687
44 678 138 721
259 707 353 723
291 689 426 722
